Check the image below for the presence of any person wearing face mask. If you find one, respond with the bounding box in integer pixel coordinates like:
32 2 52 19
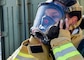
67 4 84 57
50 2 84 60
7 0 84 60
7 0 66 60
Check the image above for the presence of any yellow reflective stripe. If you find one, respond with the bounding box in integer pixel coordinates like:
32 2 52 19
53 43 73 54
18 52 34 58
14 58 19 60
57 51 80 60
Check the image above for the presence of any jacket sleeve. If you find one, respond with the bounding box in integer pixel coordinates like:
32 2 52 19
50 29 84 60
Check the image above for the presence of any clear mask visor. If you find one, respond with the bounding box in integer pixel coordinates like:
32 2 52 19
32 2 65 32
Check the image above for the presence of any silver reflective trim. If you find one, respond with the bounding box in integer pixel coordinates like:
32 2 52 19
54 46 77 59
15 55 35 60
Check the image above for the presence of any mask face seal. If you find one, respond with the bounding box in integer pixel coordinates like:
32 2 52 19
32 2 66 33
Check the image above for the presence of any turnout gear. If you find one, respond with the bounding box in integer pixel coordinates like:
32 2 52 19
7 29 84 60
66 2 84 53
50 29 84 60
7 36 52 60
51 38 83 60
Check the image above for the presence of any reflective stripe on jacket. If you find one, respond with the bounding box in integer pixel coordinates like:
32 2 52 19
52 42 80 60
14 51 35 60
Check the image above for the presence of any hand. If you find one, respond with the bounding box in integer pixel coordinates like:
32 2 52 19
60 18 69 30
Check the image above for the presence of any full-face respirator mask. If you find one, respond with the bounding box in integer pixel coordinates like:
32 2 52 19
31 1 67 33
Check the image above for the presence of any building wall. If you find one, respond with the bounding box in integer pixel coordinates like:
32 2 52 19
1 0 46 59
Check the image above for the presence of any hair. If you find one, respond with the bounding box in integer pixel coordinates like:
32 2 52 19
68 11 81 21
